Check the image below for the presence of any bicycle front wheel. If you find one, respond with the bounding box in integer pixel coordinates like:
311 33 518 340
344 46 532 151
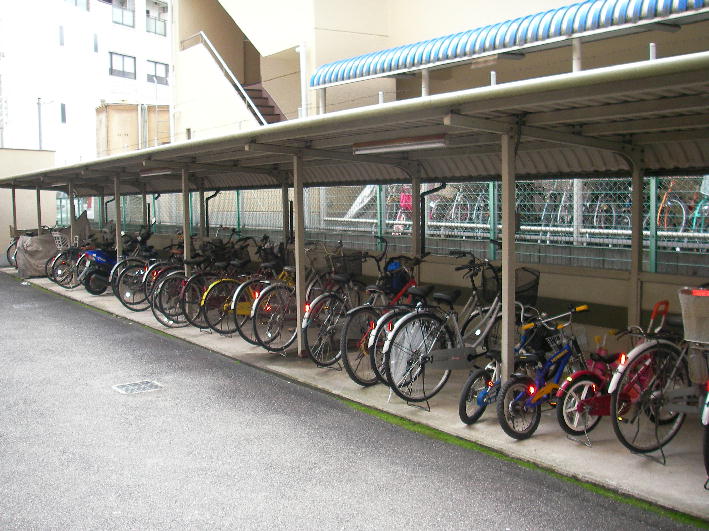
303 292 348 366
6 240 17 267
232 278 269 345
610 343 688 453
496 375 541 440
369 308 407 386
340 306 381 387
252 283 298 352
116 264 150 311
459 367 495 425
384 312 453 402
556 374 603 436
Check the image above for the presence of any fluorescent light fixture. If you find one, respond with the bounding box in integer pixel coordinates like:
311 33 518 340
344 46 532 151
353 135 447 155
139 168 173 177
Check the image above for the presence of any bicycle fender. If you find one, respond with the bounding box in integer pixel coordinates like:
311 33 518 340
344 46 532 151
606 339 678 394
367 309 405 350
382 310 437 356
555 371 603 399
301 291 342 328
702 392 709 426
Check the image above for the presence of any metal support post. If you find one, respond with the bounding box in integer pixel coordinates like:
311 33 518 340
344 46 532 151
142 184 148 227
629 157 645 326
293 154 307 356
500 133 517 382
488 182 498 259
11 186 17 232
35 187 43 235
573 178 583 243
281 183 290 245
98 195 104 230
376 185 385 248
67 183 75 241
572 38 582 72
198 186 206 238
421 69 430 97
235 190 242 235
317 88 326 115
181 168 192 274
649 177 658 273
411 171 422 260
113 176 123 258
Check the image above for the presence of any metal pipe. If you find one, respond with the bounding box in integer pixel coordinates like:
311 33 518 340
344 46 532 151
317 88 326 115
293 153 307 356
629 158 644 326
11 186 16 231
488 182 498 259
36 186 43 235
104 197 115 226
649 42 657 60
67 183 75 240
181 168 192 274
572 38 582 72
113 176 123 257
281 184 290 245
198 186 206 238
421 69 430 97
298 42 308 118
205 190 220 237
490 70 497 86
420 183 446 256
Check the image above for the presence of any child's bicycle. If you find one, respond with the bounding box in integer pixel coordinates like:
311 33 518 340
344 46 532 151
555 300 670 437
496 304 589 440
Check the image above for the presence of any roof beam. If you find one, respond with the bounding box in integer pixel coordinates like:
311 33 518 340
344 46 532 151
443 112 631 153
583 113 709 135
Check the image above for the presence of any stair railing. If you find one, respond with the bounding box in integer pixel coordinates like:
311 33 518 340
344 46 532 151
181 31 268 126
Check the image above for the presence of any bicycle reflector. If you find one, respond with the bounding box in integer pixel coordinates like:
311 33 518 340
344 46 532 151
691 289 709 296
304 303 311 313
528 385 536 395
618 352 627 366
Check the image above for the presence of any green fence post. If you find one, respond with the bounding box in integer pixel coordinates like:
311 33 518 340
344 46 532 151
376 184 385 250
648 176 658 273
488 181 499 259
188 192 194 236
235 190 242 236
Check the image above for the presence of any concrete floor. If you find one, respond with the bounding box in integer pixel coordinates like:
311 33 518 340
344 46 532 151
2 267 707 521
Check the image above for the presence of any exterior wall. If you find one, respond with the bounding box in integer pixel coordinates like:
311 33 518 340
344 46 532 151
0 149 56 251
96 103 170 157
0 0 172 166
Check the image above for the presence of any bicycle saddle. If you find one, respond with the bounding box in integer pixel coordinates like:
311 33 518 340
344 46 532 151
230 257 250 268
432 290 461 306
183 256 207 266
516 351 543 366
407 285 434 300
331 273 352 284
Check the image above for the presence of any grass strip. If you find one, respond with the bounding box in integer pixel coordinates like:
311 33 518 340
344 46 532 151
339 397 709 529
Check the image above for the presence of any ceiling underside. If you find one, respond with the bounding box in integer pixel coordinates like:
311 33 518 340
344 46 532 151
3 51 709 197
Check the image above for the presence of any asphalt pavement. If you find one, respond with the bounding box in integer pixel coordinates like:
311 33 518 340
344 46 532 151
0 273 702 530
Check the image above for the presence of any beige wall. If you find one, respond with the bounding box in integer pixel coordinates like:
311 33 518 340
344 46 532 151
96 104 170 156
0 149 57 251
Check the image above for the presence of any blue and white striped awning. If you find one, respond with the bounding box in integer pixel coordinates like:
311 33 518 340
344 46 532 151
310 0 708 88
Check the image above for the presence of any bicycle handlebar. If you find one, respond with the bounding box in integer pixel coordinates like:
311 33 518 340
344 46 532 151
522 304 589 331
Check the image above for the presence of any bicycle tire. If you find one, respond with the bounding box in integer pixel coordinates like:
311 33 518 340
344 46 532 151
110 257 146 298
180 273 213 329
5 240 17 267
383 312 453 402
369 308 408 385
83 269 109 295
232 277 269 344
115 263 150 311
303 292 349 367
704 423 709 478
556 374 604 436
203 278 241 335
252 283 298 352
459 367 495 425
496 375 541 440
153 271 188 320
150 272 189 328
610 343 687 454
340 306 381 387
46 251 66 282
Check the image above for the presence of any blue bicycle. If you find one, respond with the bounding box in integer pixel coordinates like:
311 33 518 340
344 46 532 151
496 305 589 440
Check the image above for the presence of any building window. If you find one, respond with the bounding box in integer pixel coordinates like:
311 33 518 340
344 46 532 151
59 26 64 46
147 60 168 85
109 52 136 79
112 4 135 27
60 104 67 124
146 15 167 36
65 0 89 10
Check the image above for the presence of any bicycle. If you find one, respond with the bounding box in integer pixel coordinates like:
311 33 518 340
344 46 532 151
496 304 589 440
382 254 540 403
608 286 708 457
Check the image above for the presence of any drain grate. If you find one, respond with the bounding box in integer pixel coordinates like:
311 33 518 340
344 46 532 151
113 380 163 394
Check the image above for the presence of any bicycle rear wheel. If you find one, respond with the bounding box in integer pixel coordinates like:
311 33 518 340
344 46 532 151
497 375 541 440
203 279 241 335
369 308 407 385
384 312 453 402
232 277 269 344
116 264 150 311
459 368 495 425
341 306 380 387
5 240 17 267
252 283 298 352
150 272 189 328
303 292 348 367
180 273 213 329
610 343 687 453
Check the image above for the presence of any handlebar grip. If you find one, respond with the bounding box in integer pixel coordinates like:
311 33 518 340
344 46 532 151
574 304 589 313
650 300 670 321
521 323 535 331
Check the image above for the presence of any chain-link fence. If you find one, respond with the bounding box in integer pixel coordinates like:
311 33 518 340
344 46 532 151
62 175 708 276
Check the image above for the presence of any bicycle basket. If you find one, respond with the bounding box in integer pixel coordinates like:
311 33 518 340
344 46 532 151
678 287 709 344
481 266 539 306
381 259 410 294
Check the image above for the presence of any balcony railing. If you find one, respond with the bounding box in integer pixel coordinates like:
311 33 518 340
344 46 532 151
112 6 135 28
146 16 166 36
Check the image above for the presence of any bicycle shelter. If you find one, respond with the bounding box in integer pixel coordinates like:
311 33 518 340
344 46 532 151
2 51 709 382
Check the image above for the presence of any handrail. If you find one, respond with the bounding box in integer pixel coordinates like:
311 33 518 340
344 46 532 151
180 31 267 126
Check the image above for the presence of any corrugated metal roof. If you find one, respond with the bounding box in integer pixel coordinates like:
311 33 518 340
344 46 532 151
2 51 709 197
310 0 708 88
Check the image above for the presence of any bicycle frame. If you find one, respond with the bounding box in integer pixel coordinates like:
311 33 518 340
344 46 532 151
519 335 580 407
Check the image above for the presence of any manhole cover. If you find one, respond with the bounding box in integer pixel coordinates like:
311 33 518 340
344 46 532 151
113 380 163 394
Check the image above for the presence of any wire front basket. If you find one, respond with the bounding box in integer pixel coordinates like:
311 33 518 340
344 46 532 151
482 266 540 306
